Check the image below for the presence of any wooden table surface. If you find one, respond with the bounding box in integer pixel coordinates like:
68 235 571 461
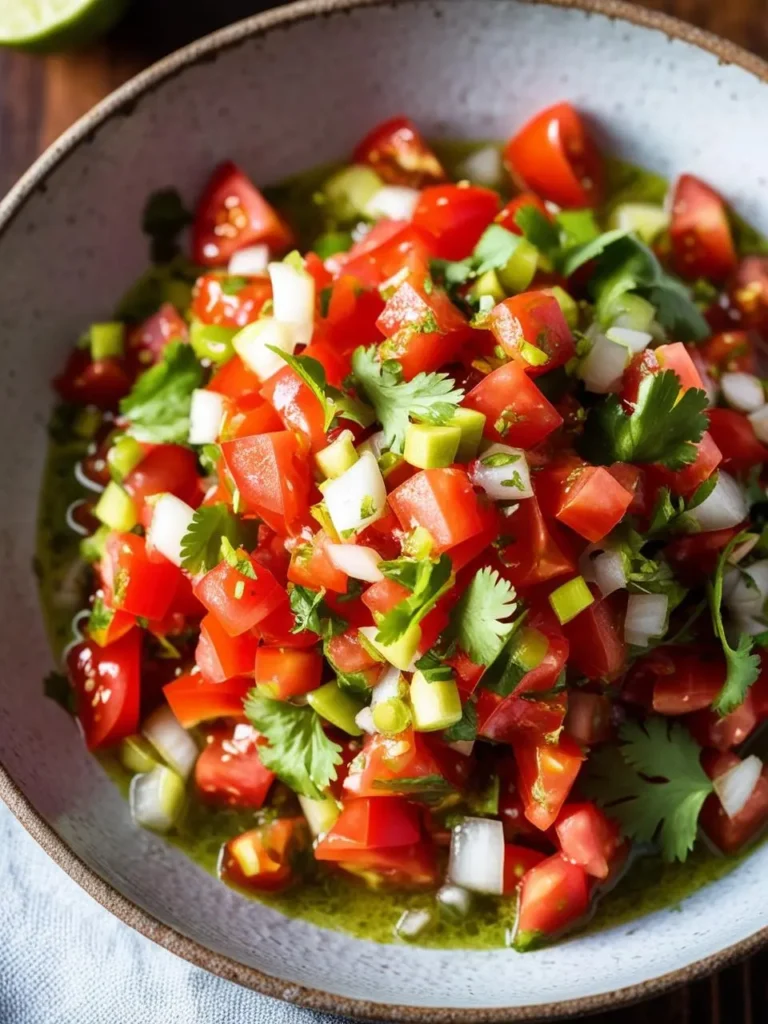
2 0 768 1020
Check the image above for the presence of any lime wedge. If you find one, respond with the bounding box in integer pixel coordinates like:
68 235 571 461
0 0 129 52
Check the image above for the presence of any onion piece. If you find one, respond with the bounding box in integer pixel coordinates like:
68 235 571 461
470 444 532 501
227 244 270 276
624 593 668 647
579 332 630 393
714 755 763 819
354 706 377 735
458 145 503 187
233 318 296 381
146 493 196 568
326 543 384 582
592 549 627 597
748 404 768 445
721 372 765 414
448 817 505 895
437 884 472 917
323 451 387 536
130 766 185 833
688 472 748 532
268 260 315 347
365 185 420 222
142 705 199 780
605 326 652 354
395 909 433 940
724 558 768 619
188 389 226 445
370 666 404 707
356 430 388 460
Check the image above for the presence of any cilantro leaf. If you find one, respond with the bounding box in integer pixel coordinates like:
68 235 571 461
142 188 193 264
243 690 342 799
472 224 528 276
376 555 453 645
513 206 560 255
585 719 713 862
708 533 761 716
559 228 629 277
351 346 464 453
580 370 709 470
415 647 455 682
289 584 347 640
219 536 257 579
269 348 373 432
180 504 251 575
120 340 203 444
87 596 114 642
448 567 518 666
555 209 601 248
442 700 478 743
646 476 719 538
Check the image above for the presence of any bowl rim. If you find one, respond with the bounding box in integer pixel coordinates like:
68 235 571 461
2 0 768 1018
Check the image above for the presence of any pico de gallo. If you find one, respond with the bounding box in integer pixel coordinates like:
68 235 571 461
41 104 768 951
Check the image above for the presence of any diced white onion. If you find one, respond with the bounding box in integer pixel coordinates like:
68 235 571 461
721 372 765 414
748 404 768 445
724 558 768 619
624 593 668 647
436 884 472 917
395 909 433 940
448 817 505 895
365 186 420 222
323 451 387 536
714 755 763 819
354 706 377 735
458 145 503 187
227 244 270 276
688 472 748 532
357 430 388 460
268 261 315 348
370 666 403 707
593 549 627 597
470 444 533 501
579 332 630 394
447 740 475 757
605 326 652 355
142 705 199 780
146 493 196 568
233 318 296 381
188 389 226 445
326 543 384 582
129 766 185 833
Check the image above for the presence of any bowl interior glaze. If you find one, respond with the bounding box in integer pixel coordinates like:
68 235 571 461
1 1 768 1019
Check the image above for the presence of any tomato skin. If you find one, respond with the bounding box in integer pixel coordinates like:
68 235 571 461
496 193 551 234
503 845 547 893
208 355 263 399
260 366 328 452
494 496 576 591
650 650 726 714
343 728 463 798
102 533 181 621
700 751 768 853
669 174 737 282
314 798 422 860
728 258 768 332
353 116 446 188
446 498 500 574
287 531 349 594
192 162 293 266
164 672 252 727
124 444 201 526
465 361 563 449
412 184 500 260
53 352 132 409
127 302 188 367
505 103 604 209
536 459 633 544
651 431 723 497
555 802 621 880
700 330 756 375
195 723 275 808
193 552 286 637
707 407 768 472
66 630 141 750
515 735 585 831
621 349 660 408
655 342 705 392
564 691 614 746
331 220 432 289
319 276 385 354
489 292 575 375
220 818 307 891
195 614 258 683
253 600 316 649
513 853 590 950
219 392 283 441
191 273 272 328
665 526 741 584
687 692 757 752
388 467 484 554
222 432 311 536
254 646 323 700
562 591 626 681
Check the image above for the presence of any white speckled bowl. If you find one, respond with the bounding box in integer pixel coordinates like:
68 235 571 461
2 1 768 1019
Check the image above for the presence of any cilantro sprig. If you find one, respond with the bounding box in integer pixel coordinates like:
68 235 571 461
180 504 254 575
351 346 464 453
289 585 347 641
376 555 453 644
447 568 519 666
120 340 203 444
269 347 374 432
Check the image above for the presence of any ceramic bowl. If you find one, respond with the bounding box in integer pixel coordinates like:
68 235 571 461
2 0 768 1019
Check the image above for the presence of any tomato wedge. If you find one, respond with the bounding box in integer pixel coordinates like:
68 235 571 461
669 174 737 281
196 723 275 808
353 116 446 188
513 853 589 950
66 631 141 750
164 673 252 728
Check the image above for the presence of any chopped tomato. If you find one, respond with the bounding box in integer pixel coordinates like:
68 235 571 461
650 649 726 714
222 431 311 535
536 458 633 543
669 174 736 281
102 532 181 621
706 407 768 472
513 853 589 949
700 330 756 375
447 498 500 573
127 302 188 367
655 342 705 392
254 646 323 700
53 351 132 409
331 220 433 289
164 672 252 728
260 365 328 452
555 802 622 879
504 103 604 208
563 591 626 681
464 361 563 449
192 162 293 266
515 735 585 831
87 606 135 648
195 613 258 683
124 444 200 526
728 258 768 332
335 842 439 888
343 728 462 798
66 630 141 750
700 751 768 853
193 549 286 637
503 844 547 893
621 348 660 408
191 273 272 328
254 600 318 649
287 531 349 593
687 692 757 752
208 354 263 399
651 431 722 497
353 116 446 188
388 467 484 553
314 797 422 860
319 275 385 354
488 292 575 375
563 691 614 746
326 629 381 675
220 391 283 441
665 526 741 584
496 193 551 234
220 818 307 891
412 184 500 260
494 496 575 591
195 723 275 808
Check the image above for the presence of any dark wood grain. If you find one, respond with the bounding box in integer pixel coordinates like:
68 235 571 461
1 1 766 1020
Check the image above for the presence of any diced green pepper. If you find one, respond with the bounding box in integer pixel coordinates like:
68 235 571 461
80 524 110 564
190 319 237 365
359 623 421 672
520 341 550 367
549 576 594 625
448 408 486 462
512 626 549 671
469 269 505 305
107 435 144 481
323 165 383 222
609 202 670 244
497 237 538 294
410 670 463 732
90 322 125 361
307 681 365 736
298 793 341 836
402 526 434 559
94 481 138 532
313 231 353 260
372 697 412 735
120 735 160 774
403 423 461 469
316 431 359 480
598 290 656 332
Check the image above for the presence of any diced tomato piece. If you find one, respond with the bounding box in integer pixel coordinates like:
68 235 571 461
127 302 188 367
504 103 604 208
700 751 768 853
496 193 552 234
513 853 590 950
208 355 263 399
536 458 633 543
87 606 135 648
494 496 576 591
376 278 471 380
563 591 626 680
222 431 311 535
314 798 422 861
192 162 293 266
564 691 614 746
219 391 283 441
193 550 286 637
102 533 181 621
446 498 500 573
195 614 258 682
707 407 768 473
287 530 349 594
336 841 439 888
302 340 350 390
124 444 200 526
319 275 385 353
388 467 484 554
728 258 768 332
343 728 463 798
651 649 726 714
331 220 433 289
353 116 446 188
254 646 323 700
260 365 328 452
687 691 757 752
66 630 141 750
53 351 132 410
665 525 742 585
651 431 722 497
503 844 547 893
488 292 575 375
362 577 408 618
464 361 563 449
669 174 736 281
515 735 585 831
700 330 756 375
655 342 705 392
555 802 622 880
412 184 500 260
220 818 307 891
163 672 251 728
195 723 275 808
191 273 272 328
326 629 381 675
253 600 316 649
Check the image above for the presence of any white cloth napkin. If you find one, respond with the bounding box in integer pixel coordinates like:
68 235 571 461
0 804 350 1024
